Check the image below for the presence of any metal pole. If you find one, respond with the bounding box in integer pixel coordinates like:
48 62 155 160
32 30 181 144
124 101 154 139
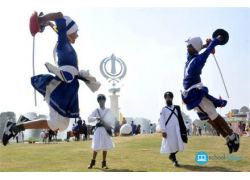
212 54 230 98
32 36 37 106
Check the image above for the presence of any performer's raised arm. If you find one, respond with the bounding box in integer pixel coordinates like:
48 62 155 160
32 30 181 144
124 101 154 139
38 12 63 25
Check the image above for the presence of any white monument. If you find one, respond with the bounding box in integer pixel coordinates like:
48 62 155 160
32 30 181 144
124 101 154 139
100 54 127 120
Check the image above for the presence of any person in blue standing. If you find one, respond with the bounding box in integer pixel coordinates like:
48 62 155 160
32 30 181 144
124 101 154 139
181 35 239 153
131 121 136 135
2 12 82 146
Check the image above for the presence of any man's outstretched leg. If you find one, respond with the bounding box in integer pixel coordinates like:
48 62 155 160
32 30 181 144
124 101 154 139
195 97 240 154
208 117 239 153
213 115 240 153
2 115 50 146
208 119 228 137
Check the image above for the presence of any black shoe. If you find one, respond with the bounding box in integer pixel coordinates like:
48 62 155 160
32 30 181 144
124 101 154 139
169 153 177 162
173 161 180 167
226 133 240 154
226 136 233 154
226 140 234 154
169 155 173 161
102 161 108 169
233 133 240 152
2 121 16 146
87 160 96 169
17 115 30 123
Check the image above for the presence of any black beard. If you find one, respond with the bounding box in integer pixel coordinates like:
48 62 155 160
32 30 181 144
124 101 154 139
166 101 172 106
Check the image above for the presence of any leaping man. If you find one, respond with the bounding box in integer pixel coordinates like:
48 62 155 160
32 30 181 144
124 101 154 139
182 33 239 153
2 12 100 146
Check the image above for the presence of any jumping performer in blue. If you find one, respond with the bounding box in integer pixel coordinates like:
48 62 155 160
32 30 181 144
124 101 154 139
2 12 98 146
182 36 239 153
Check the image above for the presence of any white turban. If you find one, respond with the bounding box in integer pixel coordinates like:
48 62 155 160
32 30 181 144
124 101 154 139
64 16 78 35
186 37 203 52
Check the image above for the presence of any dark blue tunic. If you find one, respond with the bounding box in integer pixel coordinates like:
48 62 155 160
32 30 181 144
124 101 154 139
182 38 227 119
31 17 80 118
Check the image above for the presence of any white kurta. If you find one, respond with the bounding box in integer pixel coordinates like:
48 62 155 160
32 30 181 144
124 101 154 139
159 105 184 154
88 108 115 151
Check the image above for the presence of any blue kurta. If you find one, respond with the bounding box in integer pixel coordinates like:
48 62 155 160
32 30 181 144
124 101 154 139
182 38 227 118
31 17 80 118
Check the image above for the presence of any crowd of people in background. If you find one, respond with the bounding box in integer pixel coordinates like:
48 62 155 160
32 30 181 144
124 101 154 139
6 116 250 144
4 115 250 144
191 121 250 137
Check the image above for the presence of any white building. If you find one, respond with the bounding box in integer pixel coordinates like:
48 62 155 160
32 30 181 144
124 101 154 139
125 117 156 134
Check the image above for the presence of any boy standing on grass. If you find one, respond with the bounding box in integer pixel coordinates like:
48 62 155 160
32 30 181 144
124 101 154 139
87 94 115 169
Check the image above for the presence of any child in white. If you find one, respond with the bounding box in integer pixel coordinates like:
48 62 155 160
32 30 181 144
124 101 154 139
87 94 115 169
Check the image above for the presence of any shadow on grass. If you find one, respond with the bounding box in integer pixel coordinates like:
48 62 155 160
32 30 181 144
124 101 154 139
94 167 145 172
180 164 240 172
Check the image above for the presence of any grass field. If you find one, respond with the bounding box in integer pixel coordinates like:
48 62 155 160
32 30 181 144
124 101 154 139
0 134 249 172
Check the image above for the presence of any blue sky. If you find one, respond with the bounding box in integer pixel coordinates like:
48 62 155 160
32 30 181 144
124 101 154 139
0 1 249 123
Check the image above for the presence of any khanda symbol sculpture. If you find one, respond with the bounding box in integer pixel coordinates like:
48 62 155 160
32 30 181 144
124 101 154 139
100 54 127 87
100 54 127 120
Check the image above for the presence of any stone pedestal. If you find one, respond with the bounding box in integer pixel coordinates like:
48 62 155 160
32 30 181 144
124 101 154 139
109 87 120 120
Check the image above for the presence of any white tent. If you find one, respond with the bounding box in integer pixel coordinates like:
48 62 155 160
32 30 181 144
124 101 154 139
120 124 132 135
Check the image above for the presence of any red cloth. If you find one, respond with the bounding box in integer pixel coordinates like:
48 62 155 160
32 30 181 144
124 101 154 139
29 12 40 36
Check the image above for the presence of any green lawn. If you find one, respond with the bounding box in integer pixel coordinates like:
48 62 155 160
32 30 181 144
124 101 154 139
0 134 249 172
